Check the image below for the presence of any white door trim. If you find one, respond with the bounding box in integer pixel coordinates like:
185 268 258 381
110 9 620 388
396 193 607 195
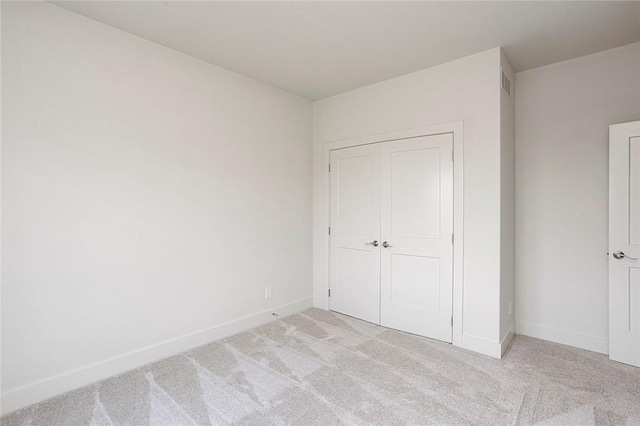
319 121 464 348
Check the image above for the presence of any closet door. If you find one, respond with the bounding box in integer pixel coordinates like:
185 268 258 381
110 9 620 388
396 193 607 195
329 144 381 324
380 134 454 342
609 122 640 367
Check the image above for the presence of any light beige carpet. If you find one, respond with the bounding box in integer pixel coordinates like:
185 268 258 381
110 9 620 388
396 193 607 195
3 308 640 425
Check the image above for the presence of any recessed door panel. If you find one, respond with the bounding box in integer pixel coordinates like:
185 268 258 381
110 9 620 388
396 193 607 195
630 268 640 333
336 247 378 297
337 156 374 235
391 148 441 239
630 137 640 245
390 254 440 312
329 144 381 325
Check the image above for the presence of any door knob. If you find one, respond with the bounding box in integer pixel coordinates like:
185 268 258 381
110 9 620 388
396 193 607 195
613 250 638 260
382 241 393 248
365 240 379 247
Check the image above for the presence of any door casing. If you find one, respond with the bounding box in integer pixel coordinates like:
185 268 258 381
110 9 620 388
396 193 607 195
319 121 464 347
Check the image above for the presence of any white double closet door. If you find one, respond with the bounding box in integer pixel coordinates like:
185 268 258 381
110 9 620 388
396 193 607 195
329 133 454 342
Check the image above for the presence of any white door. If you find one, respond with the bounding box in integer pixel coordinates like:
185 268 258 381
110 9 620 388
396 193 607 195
380 134 454 342
610 121 640 367
329 144 381 324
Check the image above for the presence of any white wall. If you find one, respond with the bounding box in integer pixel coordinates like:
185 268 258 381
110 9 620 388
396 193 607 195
313 48 506 354
515 42 640 354
500 51 516 349
1 2 312 413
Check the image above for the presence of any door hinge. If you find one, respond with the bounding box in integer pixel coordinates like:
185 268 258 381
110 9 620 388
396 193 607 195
451 317 453 327
452 234 454 244
328 227 331 235
328 164 331 172
328 289 331 297
452 150 454 161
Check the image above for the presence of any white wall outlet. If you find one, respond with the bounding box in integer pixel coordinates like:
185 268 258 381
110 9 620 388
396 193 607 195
265 287 272 300
509 300 513 316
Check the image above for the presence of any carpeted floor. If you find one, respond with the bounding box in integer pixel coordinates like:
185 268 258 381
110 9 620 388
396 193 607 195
3 308 640 425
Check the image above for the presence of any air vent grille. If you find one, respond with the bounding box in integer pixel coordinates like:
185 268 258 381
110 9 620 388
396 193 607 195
501 68 511 98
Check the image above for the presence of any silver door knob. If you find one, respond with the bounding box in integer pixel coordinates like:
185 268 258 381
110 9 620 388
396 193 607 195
613 250 638 260
365 240 379 247
382 241 393 248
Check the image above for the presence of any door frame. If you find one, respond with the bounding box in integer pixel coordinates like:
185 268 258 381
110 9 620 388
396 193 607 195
320 121 464 347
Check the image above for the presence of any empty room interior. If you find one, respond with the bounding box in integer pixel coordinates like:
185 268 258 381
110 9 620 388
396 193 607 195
2 1 640 424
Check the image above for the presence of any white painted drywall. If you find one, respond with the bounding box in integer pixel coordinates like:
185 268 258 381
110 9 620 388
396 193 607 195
313 48 505 352
515 42 640 353
500 51 516 348
1 1 312 411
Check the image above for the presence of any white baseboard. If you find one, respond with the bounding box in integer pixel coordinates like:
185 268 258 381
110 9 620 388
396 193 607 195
515 320 608 355
461 333 502 359
500 323 516 357
1 297 313 415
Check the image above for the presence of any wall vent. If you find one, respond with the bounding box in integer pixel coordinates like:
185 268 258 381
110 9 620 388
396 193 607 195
501 67 512 98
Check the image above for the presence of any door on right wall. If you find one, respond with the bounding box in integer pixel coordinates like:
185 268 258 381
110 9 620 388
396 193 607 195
609 120 640 368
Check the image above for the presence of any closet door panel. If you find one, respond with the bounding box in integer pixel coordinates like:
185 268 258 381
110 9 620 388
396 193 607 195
380 134 454 342
329 144 381 324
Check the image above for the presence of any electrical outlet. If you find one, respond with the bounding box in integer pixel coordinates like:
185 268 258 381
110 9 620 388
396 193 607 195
508 301 513 316
265 287 272 300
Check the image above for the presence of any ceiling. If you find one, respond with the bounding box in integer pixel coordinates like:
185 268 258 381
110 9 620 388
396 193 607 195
51 1 640 100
